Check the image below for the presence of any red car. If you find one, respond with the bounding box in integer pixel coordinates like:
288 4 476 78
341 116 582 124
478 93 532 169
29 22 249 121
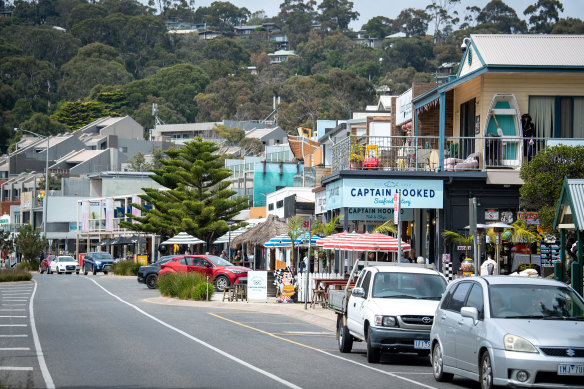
158 255 250 292
40 255 56 274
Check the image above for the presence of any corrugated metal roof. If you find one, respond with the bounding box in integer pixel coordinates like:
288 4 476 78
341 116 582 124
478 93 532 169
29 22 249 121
567 179 584 231
471 34 584 67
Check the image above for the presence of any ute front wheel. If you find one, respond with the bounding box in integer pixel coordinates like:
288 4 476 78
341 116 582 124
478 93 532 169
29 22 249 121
366 327 381 363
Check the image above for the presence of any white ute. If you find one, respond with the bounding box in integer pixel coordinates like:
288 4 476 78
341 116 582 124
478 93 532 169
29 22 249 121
329 261 447 363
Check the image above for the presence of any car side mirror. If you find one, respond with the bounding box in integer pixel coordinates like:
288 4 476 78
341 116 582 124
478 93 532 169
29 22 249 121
461 306 479 324
351 287 365 298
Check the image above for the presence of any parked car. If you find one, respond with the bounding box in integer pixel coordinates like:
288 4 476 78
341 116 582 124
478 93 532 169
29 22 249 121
158 255 251 291
40 255 56 274
50 255 80 274
331 261 447 363
137 255 179 289
430 276 584 389
82 252 115 275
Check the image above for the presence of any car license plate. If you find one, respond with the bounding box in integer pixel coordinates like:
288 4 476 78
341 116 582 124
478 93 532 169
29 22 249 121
558 364 584 376
414 340 430 350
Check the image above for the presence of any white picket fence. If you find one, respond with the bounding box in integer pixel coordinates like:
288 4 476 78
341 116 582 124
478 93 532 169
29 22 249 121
296 272 345 303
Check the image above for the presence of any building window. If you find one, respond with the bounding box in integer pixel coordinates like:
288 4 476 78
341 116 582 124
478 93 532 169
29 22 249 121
529 96 584 138
119 147 127 153
276 200 283 208
268 203 274 211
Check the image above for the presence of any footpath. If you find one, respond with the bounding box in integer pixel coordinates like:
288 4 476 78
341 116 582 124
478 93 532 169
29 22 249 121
146 294 338 332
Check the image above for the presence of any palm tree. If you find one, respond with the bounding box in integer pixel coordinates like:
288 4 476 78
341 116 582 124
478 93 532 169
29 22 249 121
510 220 540 267
287 216 304 273
441 230 474 259
313 214 343 272
372 220 397 235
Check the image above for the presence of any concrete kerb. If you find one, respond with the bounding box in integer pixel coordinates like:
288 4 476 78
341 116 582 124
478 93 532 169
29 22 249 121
97 274 338 331
146 295 338 332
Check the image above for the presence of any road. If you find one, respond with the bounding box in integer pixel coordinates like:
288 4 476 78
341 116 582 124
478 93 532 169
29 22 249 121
0 274 479 389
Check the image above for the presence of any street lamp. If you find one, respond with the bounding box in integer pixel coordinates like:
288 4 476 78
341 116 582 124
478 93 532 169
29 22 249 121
14 129 49 243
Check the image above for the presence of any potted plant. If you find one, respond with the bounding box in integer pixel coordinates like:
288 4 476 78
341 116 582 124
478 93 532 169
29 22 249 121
350 143 364 169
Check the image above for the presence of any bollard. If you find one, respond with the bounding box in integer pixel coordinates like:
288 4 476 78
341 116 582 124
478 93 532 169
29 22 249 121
571 261 583 297
206 276 209 301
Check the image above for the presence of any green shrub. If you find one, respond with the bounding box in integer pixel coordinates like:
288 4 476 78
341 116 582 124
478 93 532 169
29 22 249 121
158 272 214 301
0 269 33 282
17 261 39 271
112 260 141 276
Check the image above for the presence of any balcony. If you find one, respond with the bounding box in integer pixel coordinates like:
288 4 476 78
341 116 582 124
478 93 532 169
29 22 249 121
331 135 578 174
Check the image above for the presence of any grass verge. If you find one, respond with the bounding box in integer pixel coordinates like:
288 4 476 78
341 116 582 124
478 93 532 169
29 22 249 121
112 260 141 276
0 269 32 282
158 272 214 301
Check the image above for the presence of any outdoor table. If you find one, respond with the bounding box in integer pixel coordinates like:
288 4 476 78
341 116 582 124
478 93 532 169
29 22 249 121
311 278 355 308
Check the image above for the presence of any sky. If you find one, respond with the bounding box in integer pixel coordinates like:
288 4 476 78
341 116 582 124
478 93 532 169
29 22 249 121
189 0 584 31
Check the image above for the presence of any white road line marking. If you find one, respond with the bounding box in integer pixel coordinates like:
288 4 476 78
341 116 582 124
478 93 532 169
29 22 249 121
0 347 30 351
30 280 55 389
0 367 33 371
0 324 27 327
2 299 29 301
86 277 301 389
2 304 26 306
0 309 25 311
0 316 27 318
2 292 31 294
0 335 28 337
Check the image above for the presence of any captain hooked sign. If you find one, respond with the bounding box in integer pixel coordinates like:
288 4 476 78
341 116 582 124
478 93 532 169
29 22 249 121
350 188 436 198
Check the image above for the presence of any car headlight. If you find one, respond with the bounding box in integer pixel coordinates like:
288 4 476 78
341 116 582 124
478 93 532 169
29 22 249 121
95 261 101 265
504 334 538 353
374 315 398 327
226 269 245 274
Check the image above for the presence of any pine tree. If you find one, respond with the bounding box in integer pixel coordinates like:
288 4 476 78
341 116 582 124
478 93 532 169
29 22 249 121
120 138 249 248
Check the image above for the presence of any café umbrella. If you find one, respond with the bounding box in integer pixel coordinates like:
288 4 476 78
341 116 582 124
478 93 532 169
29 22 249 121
316 232 411 252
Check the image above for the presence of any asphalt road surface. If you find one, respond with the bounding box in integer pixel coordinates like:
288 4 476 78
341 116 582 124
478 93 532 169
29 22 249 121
0 274 479 389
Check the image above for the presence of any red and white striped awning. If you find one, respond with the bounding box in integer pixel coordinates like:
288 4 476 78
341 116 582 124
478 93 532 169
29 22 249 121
316 232 411 252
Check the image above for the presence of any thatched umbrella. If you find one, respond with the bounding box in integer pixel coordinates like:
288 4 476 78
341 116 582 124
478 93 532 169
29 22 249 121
231 215 288 269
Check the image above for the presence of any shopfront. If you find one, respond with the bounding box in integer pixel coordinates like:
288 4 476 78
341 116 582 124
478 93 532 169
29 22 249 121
322 174 444 265
321 170 521 273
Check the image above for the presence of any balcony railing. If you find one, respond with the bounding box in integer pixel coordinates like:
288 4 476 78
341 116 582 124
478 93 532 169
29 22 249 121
331 135 573 173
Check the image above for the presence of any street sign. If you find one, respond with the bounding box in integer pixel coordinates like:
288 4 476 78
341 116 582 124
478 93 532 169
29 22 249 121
393 193 400 224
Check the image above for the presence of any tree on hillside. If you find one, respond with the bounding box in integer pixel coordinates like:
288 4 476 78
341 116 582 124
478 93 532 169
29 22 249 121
203 1 250 33
51 101 119 131
14 224 46 262
119 138 249 247
20 113 68 137
278 0 317 44
395 8 430 37
524 0 564 33
362 16 395 39
519 145 584 230
551 17 584 34
425 0 461 40
317 0 359 31
477 0 527 33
